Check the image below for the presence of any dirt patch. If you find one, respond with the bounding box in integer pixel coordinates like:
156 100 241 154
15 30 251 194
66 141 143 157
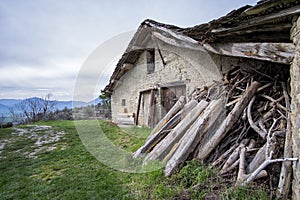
1 125 68 159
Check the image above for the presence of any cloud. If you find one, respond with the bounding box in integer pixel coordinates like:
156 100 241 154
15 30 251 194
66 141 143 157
0 0 258 101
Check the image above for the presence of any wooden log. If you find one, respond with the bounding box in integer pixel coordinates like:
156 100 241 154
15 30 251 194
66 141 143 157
211 143 239 167
133 98 196 158
247 143 275 173
146 97 195 142
257 83 272 92
146 96 186 141
163 142 179 162
224 159 240 174
220 139 249 174
144 100 209 162
178 99 199 119
242 157 298 186
247 96 267 139
260 94 287 112
220 139 256 174
240 117 297 186
192 103 226 159
277 82 293 199
164 99 223 176
132 112 181 158
236 147 247 185
236 147 268 186
197 81 261 160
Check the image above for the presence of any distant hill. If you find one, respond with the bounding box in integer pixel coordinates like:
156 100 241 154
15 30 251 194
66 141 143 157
0 97 102 117
0 103 10 116
0 99 22 107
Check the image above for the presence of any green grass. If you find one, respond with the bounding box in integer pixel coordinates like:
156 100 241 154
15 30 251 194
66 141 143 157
0 120 269 199
222 186 269 200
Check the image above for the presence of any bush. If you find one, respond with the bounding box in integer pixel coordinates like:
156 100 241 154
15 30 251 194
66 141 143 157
0 122 13 128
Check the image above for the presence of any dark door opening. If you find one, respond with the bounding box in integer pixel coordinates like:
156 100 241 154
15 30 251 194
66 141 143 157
161 85 186 114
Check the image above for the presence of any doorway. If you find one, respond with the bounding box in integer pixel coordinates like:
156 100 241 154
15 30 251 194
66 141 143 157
161 84 186 115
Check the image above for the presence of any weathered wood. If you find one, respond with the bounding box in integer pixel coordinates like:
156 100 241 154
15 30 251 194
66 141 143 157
242 157 298 186
211 5 300 35
178 99 199 120
203 43 294 64
260 94 288 112
164 99 223 176
277 82 293 199
192 102 225 159
236 147 268 186
211 143 239 167
220 139 249 174
146 96 186 141
163 142 179 162
224 159 240 175
144 100 209 162
135 92 142 125
121 63 134 70
247 143 275 173
220 139 256 174
133 97 193 158
132 112 181 158
197 81 261 161
148 89 156 128
247 96 267 139
236 147 247 185
241 117 298 186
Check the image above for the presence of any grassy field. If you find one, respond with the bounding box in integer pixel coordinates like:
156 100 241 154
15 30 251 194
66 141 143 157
0 120 269 199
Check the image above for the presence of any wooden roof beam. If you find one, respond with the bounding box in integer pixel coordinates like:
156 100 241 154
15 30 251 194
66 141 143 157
211 5 300 35
203 42 295 64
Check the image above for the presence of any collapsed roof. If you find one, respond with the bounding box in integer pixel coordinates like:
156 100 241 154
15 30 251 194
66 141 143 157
104 0 300 93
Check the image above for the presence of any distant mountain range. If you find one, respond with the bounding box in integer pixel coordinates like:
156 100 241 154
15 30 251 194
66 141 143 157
0 97 102 117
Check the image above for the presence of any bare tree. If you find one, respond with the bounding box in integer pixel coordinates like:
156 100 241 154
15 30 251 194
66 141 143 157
41 93 56 119
9 107 22 124
26 98 43 122
9 93 57 124
99 92 111 118
0 114 5 128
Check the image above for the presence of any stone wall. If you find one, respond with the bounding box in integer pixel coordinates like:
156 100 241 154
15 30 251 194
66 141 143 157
110 38 281 127
111 42 222 126
290 16 300 200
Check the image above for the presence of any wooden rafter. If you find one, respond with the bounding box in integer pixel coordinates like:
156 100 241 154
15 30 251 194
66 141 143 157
203 42 295 64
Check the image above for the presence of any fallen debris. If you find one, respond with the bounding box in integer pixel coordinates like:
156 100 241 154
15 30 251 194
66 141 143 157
133 64 298 197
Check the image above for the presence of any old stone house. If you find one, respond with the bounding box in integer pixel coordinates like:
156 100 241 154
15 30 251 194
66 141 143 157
104 20 222 127
104 1 300 198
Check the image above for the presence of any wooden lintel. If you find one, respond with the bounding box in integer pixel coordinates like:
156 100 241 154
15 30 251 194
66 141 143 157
203 42 295 64
121 63 134 70
159 81 186 88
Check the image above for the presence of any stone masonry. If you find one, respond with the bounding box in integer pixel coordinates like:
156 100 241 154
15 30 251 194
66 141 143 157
291 16 300 200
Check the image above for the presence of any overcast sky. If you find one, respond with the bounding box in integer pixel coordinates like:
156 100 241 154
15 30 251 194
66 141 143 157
0 0 258 101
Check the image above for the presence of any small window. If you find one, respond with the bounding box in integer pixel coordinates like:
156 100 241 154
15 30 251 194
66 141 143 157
146 49 155 74
121 99 126 106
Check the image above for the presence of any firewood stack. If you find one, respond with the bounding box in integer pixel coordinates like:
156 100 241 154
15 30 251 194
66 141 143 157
133 64 298 198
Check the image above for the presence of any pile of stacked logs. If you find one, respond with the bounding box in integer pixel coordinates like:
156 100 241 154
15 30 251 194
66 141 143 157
133 65 298 198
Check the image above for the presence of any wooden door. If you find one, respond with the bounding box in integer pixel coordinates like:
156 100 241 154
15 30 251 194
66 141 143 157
142 91 151 126
137 89 156 127
161 85 186 113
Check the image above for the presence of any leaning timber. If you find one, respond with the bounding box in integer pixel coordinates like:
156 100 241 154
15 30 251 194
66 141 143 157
144 100 208 162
